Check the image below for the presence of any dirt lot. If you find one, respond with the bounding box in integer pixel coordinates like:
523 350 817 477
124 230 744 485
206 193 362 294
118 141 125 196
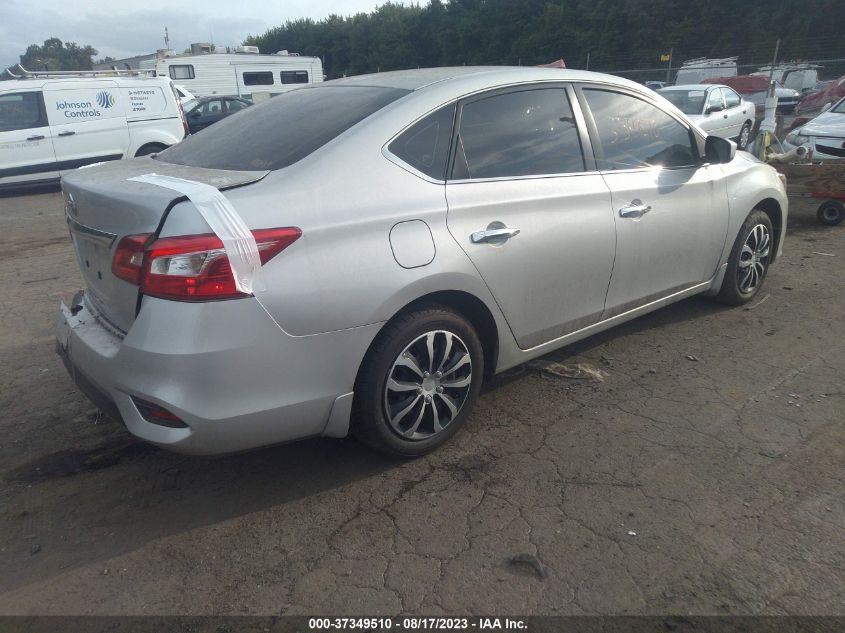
0 186 842 616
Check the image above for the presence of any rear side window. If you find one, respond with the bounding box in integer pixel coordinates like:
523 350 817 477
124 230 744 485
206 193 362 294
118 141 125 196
0 92 46 131
157 85 409 171
169 65 195 80
243 72 274 86
388 103 455 180
452 88 585 179
281 71 309 84
583 89 698 170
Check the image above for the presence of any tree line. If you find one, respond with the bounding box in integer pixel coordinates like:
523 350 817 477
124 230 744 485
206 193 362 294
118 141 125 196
11 1 845 80
245 0 845 80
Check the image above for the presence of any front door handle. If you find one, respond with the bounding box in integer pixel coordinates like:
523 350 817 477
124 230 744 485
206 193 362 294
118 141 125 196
471 227 520 244
619 200 652 219
58 131 76 137
26 135 45 141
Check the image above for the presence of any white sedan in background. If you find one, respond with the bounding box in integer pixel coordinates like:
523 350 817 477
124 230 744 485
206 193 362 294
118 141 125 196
784 96 845 159
659 84 755 149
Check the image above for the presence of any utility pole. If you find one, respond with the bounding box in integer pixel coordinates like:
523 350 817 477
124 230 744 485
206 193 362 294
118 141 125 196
585 51 591 71
665 47 673 84
767 38 781 89
164 27 170 49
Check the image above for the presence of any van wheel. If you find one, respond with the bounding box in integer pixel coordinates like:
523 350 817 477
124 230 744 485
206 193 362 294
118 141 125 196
817 201 844 226
352 306 483 457
715 210 773 306
135 143 168 157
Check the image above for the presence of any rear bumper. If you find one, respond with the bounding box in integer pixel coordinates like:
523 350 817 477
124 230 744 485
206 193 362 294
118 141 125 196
56 293 380 455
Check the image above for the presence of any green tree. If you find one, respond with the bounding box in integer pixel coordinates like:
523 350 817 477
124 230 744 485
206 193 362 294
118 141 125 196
244 0 845 80
20 38 98 71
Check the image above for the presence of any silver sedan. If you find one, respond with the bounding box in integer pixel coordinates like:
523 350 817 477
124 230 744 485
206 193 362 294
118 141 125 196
658 84 756 150
56 67 788 456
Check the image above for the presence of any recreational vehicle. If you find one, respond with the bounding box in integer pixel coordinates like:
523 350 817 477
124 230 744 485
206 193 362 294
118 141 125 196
142 46 324 99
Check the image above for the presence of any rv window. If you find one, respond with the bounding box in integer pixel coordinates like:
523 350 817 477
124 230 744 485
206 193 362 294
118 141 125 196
169 65 195 80
243 72 274 86
157 85 409 171
281 71 309 84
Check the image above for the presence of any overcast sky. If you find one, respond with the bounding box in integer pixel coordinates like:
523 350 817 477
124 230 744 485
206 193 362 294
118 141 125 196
2 0 392 68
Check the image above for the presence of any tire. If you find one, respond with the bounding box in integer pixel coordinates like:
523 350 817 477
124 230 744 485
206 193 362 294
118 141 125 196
135 143 167 157
817 201 844 226
352 306 484 457
715 209 774 306
737 122 752 150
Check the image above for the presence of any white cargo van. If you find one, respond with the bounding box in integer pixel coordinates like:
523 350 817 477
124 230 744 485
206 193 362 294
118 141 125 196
674 57 738 85
0 68 186 188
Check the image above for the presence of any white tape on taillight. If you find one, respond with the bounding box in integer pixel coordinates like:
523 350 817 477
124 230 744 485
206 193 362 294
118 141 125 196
128 173 260 294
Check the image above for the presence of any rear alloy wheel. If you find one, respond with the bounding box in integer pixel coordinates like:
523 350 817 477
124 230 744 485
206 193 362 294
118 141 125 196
817 200 844 226
737 122 752 150
353 307 483 457
716 209 773 306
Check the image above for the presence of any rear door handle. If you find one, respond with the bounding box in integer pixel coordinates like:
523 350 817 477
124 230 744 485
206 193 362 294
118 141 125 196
471 227 520 243
26 135 45 141
619 200 652 219
58 131 76 137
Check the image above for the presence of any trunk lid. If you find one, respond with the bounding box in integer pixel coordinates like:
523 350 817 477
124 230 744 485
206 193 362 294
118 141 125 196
62 157 268 333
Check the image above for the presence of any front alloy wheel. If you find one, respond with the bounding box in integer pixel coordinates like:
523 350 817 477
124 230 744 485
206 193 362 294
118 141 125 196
716 209 774 306
737 223 770 294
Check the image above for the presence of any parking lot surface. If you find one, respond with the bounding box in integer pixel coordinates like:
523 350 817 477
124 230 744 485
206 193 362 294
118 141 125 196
0 187 842 615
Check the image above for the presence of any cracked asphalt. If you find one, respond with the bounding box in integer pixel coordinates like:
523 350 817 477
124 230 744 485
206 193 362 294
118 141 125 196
0 187 842 616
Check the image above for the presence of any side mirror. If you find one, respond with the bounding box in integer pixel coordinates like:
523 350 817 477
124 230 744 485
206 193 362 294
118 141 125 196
706 104 724 115
705 135 737 163
821 102 833 113
189 110 201 118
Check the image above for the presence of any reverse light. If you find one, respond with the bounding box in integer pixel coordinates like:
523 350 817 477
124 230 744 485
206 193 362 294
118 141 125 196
134 227 301 301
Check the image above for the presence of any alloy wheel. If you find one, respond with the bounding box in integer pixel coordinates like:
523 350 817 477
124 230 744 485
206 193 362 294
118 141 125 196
737 223 770 294
739 125 750 149
384 330 473 440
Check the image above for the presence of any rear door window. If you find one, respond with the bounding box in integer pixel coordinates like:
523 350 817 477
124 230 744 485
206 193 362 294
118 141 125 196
0 92 46 131
583 88 698 170
157 85 409 171
451 87 585 179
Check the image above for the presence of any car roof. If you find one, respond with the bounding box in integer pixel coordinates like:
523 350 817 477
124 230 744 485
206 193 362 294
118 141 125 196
320 66 647 94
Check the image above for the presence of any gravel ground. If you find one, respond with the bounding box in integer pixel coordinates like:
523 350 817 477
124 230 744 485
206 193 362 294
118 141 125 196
0 185 842 616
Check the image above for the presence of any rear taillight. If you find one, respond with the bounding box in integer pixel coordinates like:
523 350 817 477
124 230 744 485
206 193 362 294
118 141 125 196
176 99 189 137
112 233 152 284
112 227 301 301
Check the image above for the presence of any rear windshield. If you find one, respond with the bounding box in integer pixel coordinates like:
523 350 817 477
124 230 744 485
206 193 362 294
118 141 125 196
156 85 409 171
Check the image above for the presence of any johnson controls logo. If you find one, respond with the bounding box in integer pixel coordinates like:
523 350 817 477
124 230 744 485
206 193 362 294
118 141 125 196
96 91 115 108
55 91 116 118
